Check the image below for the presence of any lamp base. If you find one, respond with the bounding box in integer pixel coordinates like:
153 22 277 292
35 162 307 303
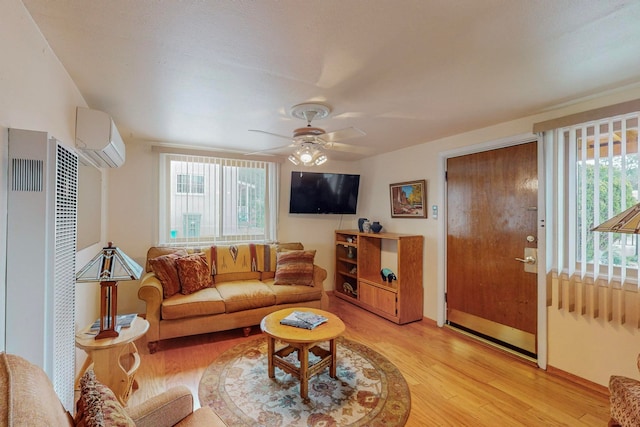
95 326 121 340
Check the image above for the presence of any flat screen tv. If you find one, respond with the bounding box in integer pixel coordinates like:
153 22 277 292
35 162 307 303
289 171 360 214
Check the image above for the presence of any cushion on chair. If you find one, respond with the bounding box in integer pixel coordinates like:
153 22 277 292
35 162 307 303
75 369 135 427
610 375 640 426
149 251 187 298
265 280 323 304
176 253 214 295
273 250 316 286
161 288 226 320
215 280 276 312
210 244 259 275
145 247 190 273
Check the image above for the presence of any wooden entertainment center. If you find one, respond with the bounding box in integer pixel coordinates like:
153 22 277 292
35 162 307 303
334 230 424 324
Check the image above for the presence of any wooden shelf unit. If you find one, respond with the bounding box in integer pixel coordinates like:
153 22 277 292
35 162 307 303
334 230 424 324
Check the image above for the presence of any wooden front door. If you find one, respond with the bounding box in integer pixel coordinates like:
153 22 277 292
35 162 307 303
446 142 538 355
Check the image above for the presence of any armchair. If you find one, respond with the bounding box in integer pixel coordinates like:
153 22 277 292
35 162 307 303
0 352 224 426
609 354 640 427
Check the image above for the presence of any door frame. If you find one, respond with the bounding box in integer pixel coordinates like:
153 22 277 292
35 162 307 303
437 132 547 369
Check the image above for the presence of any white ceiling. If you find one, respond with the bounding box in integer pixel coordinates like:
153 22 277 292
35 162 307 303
21 0 640 162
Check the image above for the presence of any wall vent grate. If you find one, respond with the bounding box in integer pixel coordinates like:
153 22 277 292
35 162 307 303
11 158 43 192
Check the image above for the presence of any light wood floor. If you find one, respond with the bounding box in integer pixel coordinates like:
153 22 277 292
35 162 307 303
127 293 611 426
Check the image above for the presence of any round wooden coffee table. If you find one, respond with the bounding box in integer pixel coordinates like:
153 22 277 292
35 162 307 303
260 308 345 400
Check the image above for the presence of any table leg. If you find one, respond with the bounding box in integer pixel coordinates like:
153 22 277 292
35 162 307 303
300 343 310 400
330 338 337 378
75 356 93 390
267 336 275 378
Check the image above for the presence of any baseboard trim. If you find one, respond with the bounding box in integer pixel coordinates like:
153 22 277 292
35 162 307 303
546 365 609 397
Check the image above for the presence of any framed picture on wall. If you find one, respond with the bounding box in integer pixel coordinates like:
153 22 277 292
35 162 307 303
389 179 427 218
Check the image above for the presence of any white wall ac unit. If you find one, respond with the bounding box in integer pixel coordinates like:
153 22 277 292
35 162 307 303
75 107 125 168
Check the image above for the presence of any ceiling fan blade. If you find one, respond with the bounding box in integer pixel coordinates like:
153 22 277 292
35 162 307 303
321 127 366 142
323 141 373 155
248 129 293 141
243 142 294 156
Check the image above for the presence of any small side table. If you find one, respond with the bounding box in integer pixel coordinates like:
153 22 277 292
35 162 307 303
260 308 345 400
75 316 149 405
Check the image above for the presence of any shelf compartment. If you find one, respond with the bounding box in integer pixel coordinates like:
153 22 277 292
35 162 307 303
334 229 423 325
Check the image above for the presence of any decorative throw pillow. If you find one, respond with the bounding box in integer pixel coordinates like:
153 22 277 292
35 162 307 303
75 369 135 427
149 250 187 298
176 253 214 295
274 250 316 286
145 246 188 272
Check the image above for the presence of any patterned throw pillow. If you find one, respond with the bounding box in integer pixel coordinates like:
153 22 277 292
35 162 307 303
273 250 316 286
149 250 187 298
75 369 135 427
176 253 214 295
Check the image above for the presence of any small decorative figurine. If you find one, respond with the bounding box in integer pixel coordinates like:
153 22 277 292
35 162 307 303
380 268 397 282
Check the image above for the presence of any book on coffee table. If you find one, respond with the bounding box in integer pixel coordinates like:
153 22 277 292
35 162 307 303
280 311 328 330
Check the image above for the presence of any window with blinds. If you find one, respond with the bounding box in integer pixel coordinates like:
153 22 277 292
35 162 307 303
550 112 640 284
159 153 278 245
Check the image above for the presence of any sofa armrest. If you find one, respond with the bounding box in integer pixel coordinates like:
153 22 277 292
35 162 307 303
126 385 194 427
312 265 328 310
138 272 163 343
312 265 327 288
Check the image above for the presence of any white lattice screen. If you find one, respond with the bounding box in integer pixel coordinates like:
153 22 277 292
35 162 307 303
53 143 78 410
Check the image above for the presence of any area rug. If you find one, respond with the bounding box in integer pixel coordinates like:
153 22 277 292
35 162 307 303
198 336 410 427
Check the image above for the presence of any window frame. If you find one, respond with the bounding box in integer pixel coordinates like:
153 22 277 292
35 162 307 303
159 153 278 245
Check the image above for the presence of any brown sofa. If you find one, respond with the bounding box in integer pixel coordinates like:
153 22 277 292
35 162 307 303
0 352 225 426
138 243 328 352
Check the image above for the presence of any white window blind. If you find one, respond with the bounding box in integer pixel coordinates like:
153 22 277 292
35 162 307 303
159 153 278 245
545 112 640 287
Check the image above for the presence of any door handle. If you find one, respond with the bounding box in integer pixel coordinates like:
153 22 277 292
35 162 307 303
516 247 537 273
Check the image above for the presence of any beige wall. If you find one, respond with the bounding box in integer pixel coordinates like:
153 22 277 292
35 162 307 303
0 0 107 370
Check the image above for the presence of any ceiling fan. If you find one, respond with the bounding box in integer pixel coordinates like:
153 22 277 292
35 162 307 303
248 103 366 166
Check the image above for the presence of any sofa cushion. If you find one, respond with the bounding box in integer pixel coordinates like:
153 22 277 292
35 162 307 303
213 271 261 284
255 243 304 275
215 280 276 312
149 251 188 298
0 353 74 427
274 250 316 286
276 242 304 252
210 244 260 275
176 253 214 295
76 369 135 427
265 279 323 305
161 288 226 320
145 247 192 273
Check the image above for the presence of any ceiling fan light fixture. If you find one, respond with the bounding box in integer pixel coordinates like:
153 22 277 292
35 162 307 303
289 143 327 167
314 154 328 166
287 154 300 165
299 151 314 164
